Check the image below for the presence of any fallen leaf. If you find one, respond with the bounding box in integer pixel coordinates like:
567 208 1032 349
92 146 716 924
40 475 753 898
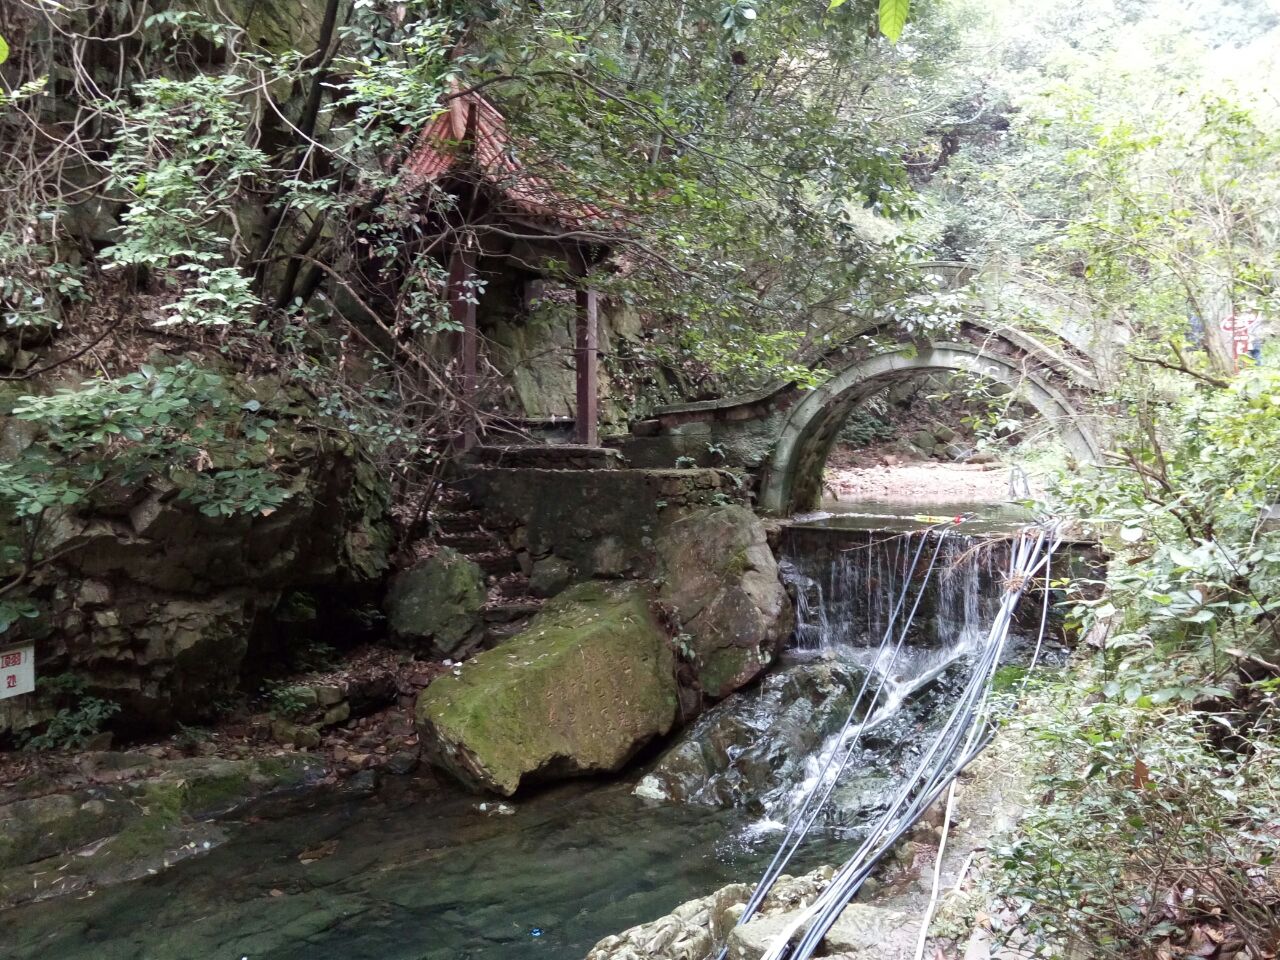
297 839 338 864
1134 757 1151 789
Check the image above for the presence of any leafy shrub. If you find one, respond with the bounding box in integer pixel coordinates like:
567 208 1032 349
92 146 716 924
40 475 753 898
263 681 312 720
996 686 1280 957
20 674 120 751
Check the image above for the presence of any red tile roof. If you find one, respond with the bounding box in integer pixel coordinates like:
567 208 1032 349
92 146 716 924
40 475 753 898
403 90 607 231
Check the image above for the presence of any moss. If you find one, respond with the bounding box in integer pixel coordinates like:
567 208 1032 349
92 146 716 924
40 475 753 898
385 548 485 653
417 581 679 795
699 646 762 700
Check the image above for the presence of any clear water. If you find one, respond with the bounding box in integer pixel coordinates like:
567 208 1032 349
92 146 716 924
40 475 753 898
3 775 804 960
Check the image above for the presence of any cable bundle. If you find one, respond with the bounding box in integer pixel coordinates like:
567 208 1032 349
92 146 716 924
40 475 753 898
722 523 1062 960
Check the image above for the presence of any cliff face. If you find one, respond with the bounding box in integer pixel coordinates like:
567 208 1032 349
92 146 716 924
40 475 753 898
0 391 392 737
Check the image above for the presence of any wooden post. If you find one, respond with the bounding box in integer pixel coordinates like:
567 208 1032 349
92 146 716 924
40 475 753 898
449 247 478 450
574 287 599 447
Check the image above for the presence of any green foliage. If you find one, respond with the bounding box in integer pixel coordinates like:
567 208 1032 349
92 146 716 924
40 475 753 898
1057 367 1280 658
263 681 311 721
102 74 269 329
878 0 911 41
997 687 1280 956
20 674 120 752
8 361 289 518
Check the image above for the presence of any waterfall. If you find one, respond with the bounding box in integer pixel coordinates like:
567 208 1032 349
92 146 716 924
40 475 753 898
781 526 1001 654
759 525 1013 832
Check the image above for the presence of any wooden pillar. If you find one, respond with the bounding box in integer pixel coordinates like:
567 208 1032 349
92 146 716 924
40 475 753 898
449 247 478 450
574 287 599 447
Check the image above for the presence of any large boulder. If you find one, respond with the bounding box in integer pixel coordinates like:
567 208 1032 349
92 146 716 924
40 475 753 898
384 548 485 656
417 581 678 795
655 505 793 699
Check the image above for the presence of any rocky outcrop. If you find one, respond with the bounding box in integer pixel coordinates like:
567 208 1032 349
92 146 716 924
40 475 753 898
5 424 392 735
585 866 919 960
655 505 792 698
384 547 485 656
416 581 679 795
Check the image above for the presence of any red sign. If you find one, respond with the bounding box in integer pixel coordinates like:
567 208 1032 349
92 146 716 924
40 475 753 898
1221 314 1262 370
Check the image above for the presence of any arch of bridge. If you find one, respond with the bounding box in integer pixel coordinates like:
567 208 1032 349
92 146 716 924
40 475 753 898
755 339 1102 515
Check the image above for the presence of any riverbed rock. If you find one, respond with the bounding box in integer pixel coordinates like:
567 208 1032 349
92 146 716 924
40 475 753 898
634 658 867 808
655 505 792 699
0 752 324 908
586 866 917 960
384 548 485 655
727 901 916 960
417 581 678 795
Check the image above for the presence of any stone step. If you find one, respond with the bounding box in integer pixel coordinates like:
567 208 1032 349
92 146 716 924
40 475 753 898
482 600 542 623
468 444 626 470
496 575 535 599
475 551 519 576
434 510 484 534
438 530 502 553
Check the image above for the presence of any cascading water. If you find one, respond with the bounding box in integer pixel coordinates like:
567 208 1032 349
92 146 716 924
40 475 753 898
638 522 1023 844
764 526 1009 833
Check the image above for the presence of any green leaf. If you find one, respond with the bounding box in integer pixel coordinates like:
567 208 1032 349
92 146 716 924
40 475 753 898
878 0 909 41
0 35 9 66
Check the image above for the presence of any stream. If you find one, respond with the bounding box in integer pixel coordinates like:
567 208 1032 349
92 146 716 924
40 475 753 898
4 504 1042 960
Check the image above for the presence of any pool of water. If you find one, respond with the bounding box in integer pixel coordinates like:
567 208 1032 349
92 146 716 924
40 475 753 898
800 497 1037 536
3 771 811 960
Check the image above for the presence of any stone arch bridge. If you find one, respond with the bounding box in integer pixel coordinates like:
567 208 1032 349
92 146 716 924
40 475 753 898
615 319 1104 516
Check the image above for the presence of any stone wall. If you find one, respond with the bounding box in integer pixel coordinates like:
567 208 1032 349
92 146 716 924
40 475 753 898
455 466 730 581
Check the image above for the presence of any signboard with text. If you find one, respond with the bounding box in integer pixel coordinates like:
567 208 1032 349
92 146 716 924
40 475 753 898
0 642 35 699
1221 313 1263 369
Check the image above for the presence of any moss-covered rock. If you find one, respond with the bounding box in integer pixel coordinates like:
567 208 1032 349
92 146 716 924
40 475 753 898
384 548 485 656
655 505 793 699
416 581 679 795
0 753 322 874
1 413 392 734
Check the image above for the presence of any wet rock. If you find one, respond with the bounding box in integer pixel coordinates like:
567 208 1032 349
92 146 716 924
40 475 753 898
634 659 866 808
655 505 793 699
340 768 379 797
727 901 916 960
585 868 857 960
0 752 323 893
384 749 419 776
384 547 485 656
417 581 678 795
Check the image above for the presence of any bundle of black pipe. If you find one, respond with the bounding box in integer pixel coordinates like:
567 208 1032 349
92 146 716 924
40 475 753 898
748 524 1064 960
